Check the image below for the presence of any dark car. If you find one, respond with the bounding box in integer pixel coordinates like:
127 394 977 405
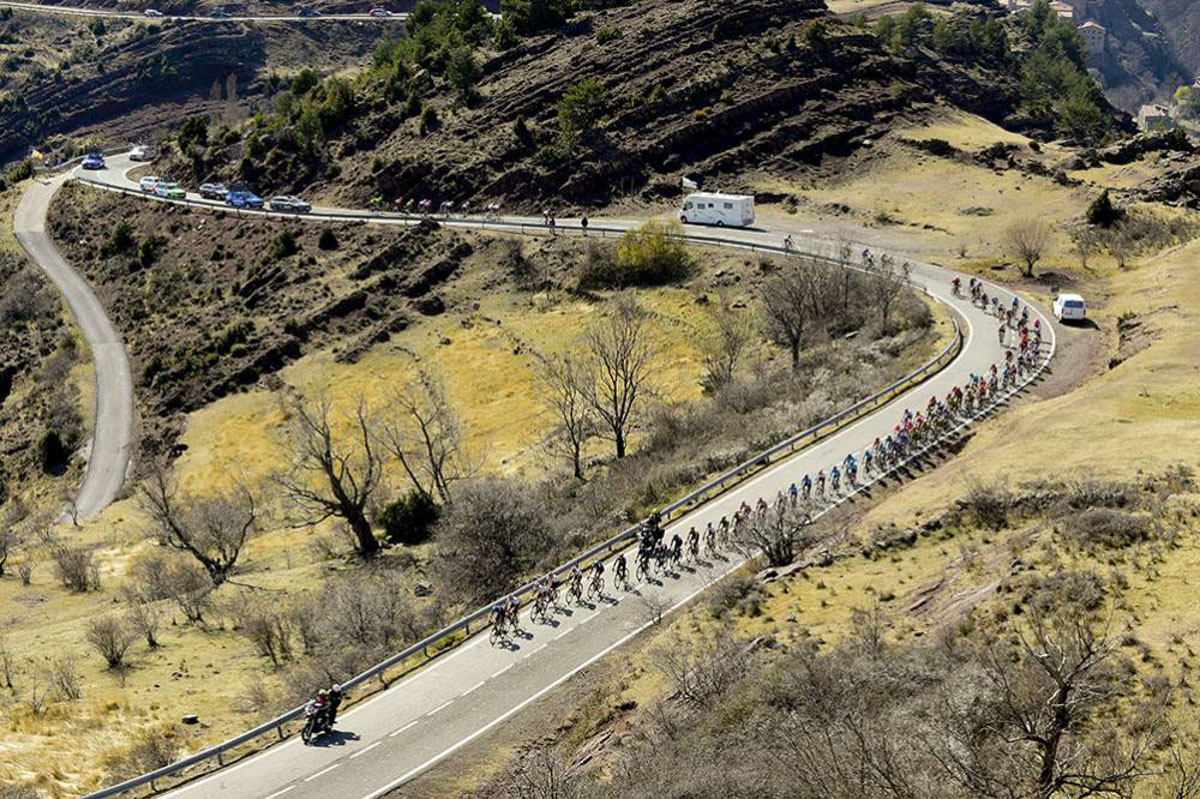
298 8 322 17
226 189 264 209
81 153 106 170
269 195 312 213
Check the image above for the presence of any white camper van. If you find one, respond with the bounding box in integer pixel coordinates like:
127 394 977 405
679 192 755 228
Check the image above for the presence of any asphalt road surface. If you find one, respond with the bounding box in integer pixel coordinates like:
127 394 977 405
14 172 135 518
73 154 1053 798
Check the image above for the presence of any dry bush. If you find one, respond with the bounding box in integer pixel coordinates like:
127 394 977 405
121 589 164 648
961 479 1012 531
48 655 81 701
85 615 137 669
129 553 212 623
0 784 43 799
230 600 294 668
16 558 34 586
708 575 766 619
650 628 746 707
1061 508 1153 551
51 544 100 592
106 725 180 781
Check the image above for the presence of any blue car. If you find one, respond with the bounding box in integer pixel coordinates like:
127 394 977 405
81 153 105 170
226 189 264 209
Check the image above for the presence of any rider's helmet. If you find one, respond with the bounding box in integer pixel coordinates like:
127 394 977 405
332 684 341 693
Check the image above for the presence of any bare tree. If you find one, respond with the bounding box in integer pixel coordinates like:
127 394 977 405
16 558 34 586
504 746 581 799
870 254 908 331
379 368 470 505
139 464 258 586
761 257 828 373
699 294 751 391
121 588 163 648
0 526 14 578
433 478 550 605
130 552 214 624
583 293 657 459
1005 218 1053 277
731 500 819 567
537 352 596 480
0 635 15 691
51 544 100 592
276 398 384 557
85 615 137 669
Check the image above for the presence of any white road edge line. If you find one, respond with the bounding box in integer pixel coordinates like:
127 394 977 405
304 764 340 782
263 787 295 799
389 719 420 738
349 741 382 760
426 699 454 717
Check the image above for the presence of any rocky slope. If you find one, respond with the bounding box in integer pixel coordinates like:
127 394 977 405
175 0 1047 212
0 11 380 161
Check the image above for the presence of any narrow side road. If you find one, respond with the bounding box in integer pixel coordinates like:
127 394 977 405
13 173 134 517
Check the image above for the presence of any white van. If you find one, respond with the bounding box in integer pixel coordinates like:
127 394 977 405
679 192 755 228
130 144 156 162
1053 293 1086 322
139 176 161 192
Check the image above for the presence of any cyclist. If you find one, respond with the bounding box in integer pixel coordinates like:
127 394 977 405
614 552 628 587
590 559 605 595
705 520 717 552
687 526 700 559
830 464 841 493
801 473 812 498
569 565 584 602
507 593 521 630
670 532 684 566
788 482 799 505
490 602 507 633
783 234 795 253
816 469 826 496
951 276 961 296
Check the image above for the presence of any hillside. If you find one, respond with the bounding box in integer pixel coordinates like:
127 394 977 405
0 10 383 162
161 0 1125 212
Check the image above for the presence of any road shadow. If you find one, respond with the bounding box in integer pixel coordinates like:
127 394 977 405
310 730 360 748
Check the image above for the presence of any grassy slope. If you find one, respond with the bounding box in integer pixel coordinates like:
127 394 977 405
393 112 1200 797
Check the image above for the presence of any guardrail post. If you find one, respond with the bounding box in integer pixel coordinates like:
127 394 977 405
276 725 285 741
216 751 224 766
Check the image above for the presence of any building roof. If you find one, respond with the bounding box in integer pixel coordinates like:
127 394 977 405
1078 21 1105 31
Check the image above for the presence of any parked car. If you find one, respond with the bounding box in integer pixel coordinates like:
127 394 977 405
226 189 264 209
81 153 106 170
139 176 161 192
1053 293 1087 323
154 181 186 199
199 183 229 200
269 195 311 213
210 7 232 17
368 7 390 16
298 8 322 16
129 144 155 161
143 8 164 16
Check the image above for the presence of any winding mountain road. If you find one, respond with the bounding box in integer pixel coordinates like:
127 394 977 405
13 173 134 518
69 154 1054 798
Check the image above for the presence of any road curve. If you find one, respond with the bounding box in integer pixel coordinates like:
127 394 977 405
76 155 1054 799
0 1 409 21
14 173 135 517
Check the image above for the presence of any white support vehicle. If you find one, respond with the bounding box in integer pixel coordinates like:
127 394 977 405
679 192 755 228
1053 293 1087 322
130 144 156 162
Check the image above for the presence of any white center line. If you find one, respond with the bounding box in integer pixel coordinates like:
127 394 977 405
462 680 486 697
349 741 382 760
554 625 575 640
389 719 420 738
263 787 295 799
525 642 548 657
304 764 340 782
491 663 513 679
427 699 455 717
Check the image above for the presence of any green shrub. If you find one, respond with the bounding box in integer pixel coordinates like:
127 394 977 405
558 77 609 147
614 220 693 286
266 230 299 261
102 221 136 256
317 228 339 250
595 25 622 44
1086 189 1123 228
420 106 440 134
500 0 573 34
379 491 440 546
137 236 163 269
38 428 68 474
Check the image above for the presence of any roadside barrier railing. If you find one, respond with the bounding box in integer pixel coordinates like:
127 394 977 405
77 173 1051 799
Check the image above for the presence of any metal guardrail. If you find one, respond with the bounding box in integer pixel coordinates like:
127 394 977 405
74 173 1040 799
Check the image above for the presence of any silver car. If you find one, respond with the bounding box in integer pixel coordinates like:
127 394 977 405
269 195 312 213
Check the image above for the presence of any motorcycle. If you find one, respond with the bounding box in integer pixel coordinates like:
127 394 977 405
301 700 334 744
